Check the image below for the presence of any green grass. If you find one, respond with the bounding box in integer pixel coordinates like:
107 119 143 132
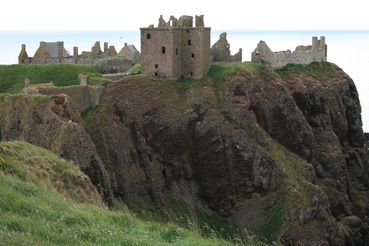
83 72 111 86
0 64 102 93
0 141 235 245
128 64 142 74
275 61 336 82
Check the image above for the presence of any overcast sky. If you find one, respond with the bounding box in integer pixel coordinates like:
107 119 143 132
1 0 368 31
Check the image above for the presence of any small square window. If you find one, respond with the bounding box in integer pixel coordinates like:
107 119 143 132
162 46 166 54
188 40 191 45
191 53 195 58
147 33 151 39
155 64 158 68
155 72 158 76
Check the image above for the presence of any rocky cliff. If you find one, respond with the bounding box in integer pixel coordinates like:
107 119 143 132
0 93 113 206
1 62 368 245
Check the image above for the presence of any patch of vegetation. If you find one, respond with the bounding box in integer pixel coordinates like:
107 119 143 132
0 141 234 245
129 195 266 245
254 133 321 241
0 64 101 93
275 61 337 82
167 196 240 241
0 141 96 203
255 191 288 241
82 72 111 86
128 64 142 74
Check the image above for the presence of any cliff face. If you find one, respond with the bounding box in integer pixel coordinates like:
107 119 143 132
83 62 369 244
0 93 113 206
1 62 368 244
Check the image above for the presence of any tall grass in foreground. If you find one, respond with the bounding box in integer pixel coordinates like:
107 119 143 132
0 141 239 245
1 172 237 245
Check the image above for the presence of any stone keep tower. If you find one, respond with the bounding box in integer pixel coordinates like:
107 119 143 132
140 15 211 79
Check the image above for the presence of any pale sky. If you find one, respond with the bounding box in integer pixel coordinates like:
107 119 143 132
1 0 368 31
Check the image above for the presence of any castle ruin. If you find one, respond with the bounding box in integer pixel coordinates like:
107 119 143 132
211 32 242 62
18 41 140 69
140 15 211 79
251 36 327 69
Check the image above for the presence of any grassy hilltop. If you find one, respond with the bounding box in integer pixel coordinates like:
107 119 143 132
0 64 108 93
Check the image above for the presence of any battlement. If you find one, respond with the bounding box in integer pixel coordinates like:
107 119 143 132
140 15 211 79
251 36 327 69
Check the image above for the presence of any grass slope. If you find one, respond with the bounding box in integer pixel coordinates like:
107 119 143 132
0 64 106 93
0 141 234 245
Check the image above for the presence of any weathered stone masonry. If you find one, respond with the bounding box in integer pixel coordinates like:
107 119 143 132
251 36 327 69
140 15 211 79
211 32 242 62
18 41 140 66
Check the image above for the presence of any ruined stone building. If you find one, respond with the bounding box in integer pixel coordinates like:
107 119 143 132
251 36 327 69
211 32 242 62
140 15 211 79
118 43 140 63
18 41 140 67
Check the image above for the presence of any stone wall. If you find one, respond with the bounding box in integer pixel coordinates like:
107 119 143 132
251 36 327 69
37 85 104 112
18 41 139 74
140 15 211 79
211 32 242 62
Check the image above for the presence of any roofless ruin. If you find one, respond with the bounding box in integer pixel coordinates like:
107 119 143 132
18 15 328 79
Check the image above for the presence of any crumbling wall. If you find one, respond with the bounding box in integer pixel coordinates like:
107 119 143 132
251 37 327 68
211 32 242 62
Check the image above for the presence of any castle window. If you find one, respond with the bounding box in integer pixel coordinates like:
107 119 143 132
155 72 158 76
192 53 195 58
147 33 151 39
162 46 166 54
188 40 191 45
187 30 189 33
176 48 178 55
155 64 158 68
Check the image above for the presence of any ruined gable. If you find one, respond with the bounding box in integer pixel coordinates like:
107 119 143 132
18 44 29 64
34 42 52 59
118 43 140 62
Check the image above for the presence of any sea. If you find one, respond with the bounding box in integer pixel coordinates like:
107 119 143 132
1 30 368 132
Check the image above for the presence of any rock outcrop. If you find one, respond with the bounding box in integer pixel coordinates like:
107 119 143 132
0 93 113 206
82 62 369 244
1 62 368 244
